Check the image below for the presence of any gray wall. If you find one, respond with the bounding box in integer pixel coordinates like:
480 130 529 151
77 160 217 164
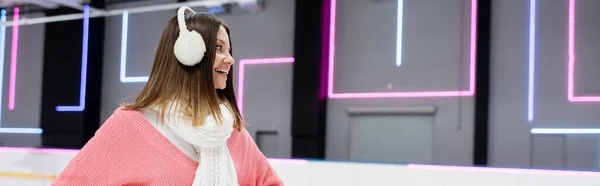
489 0 600 170
325 0 600 170
1 0 600 172
100 0 296 158
0 13 45 147
326 0 475 166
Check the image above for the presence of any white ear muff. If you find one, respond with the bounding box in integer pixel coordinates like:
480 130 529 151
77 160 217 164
173 6 206 66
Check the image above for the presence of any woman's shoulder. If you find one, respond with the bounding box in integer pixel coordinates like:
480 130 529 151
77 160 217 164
112 106 141 117
85 107 158 153
96 107 149 136
227 127 257 150
106 106 149 124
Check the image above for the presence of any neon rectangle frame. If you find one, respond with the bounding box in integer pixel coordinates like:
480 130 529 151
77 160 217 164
236 57 295 114
326 0 477 99
528 0 600 134
0 9 42 134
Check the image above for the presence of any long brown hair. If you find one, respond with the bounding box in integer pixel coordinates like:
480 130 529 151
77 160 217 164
123 12 244 132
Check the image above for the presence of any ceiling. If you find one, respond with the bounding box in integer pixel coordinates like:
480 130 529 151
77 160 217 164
0 0 263 16
1 0 88 10
0 0 160 15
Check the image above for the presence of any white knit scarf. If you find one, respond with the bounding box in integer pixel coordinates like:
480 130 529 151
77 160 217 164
154 103 238 186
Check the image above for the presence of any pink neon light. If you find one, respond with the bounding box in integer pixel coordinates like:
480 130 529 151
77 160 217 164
567 0 599 102
327 0 477 99
236 57 295 114
408 164 600 177
8 7 18 110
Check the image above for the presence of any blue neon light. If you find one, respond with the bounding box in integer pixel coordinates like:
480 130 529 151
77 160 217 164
0 9 42 134
0 127 42 134
120 11 149 83
0 9 5 126
527 0 536 122
396 0 403 67
56 5 90 111
531 128 600 134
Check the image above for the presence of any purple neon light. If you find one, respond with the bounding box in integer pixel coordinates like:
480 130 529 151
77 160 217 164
236 57 295 115
7 7 18 110
319 0 331 100
0 9 5 125
326 0 477 99
527 0 536 122
567 0 599 102
408 164 600 176
55 5 90 111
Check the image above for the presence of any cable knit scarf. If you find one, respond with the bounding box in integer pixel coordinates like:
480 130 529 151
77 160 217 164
153 103 238 186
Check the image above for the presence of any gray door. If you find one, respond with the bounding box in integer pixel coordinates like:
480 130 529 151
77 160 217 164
347 106 435 164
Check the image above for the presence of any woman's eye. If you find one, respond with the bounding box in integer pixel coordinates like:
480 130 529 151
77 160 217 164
216 45 223 51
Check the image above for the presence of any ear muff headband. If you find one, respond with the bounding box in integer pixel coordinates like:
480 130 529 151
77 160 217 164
173 6 207 66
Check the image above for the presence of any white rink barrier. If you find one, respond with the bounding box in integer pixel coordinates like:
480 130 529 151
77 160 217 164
1 147 600 186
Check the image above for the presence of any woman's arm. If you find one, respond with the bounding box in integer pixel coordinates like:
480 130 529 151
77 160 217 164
52 158 94 186
254 156 284 186
235 130 284 186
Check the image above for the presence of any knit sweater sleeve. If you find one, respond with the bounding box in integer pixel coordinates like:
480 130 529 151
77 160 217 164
237 130 284 186
53 109 140 186
51 159 94 186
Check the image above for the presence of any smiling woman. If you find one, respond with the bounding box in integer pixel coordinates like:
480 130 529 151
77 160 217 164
213 25 235 90
127 7 242 130
51 6 283 186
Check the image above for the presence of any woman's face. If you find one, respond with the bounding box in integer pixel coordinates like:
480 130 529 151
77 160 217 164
213 25 234 89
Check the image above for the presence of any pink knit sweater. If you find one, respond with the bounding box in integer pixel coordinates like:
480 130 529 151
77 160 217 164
52 108 283 186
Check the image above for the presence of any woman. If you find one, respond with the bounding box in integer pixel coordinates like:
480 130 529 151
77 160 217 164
53 6 283 186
